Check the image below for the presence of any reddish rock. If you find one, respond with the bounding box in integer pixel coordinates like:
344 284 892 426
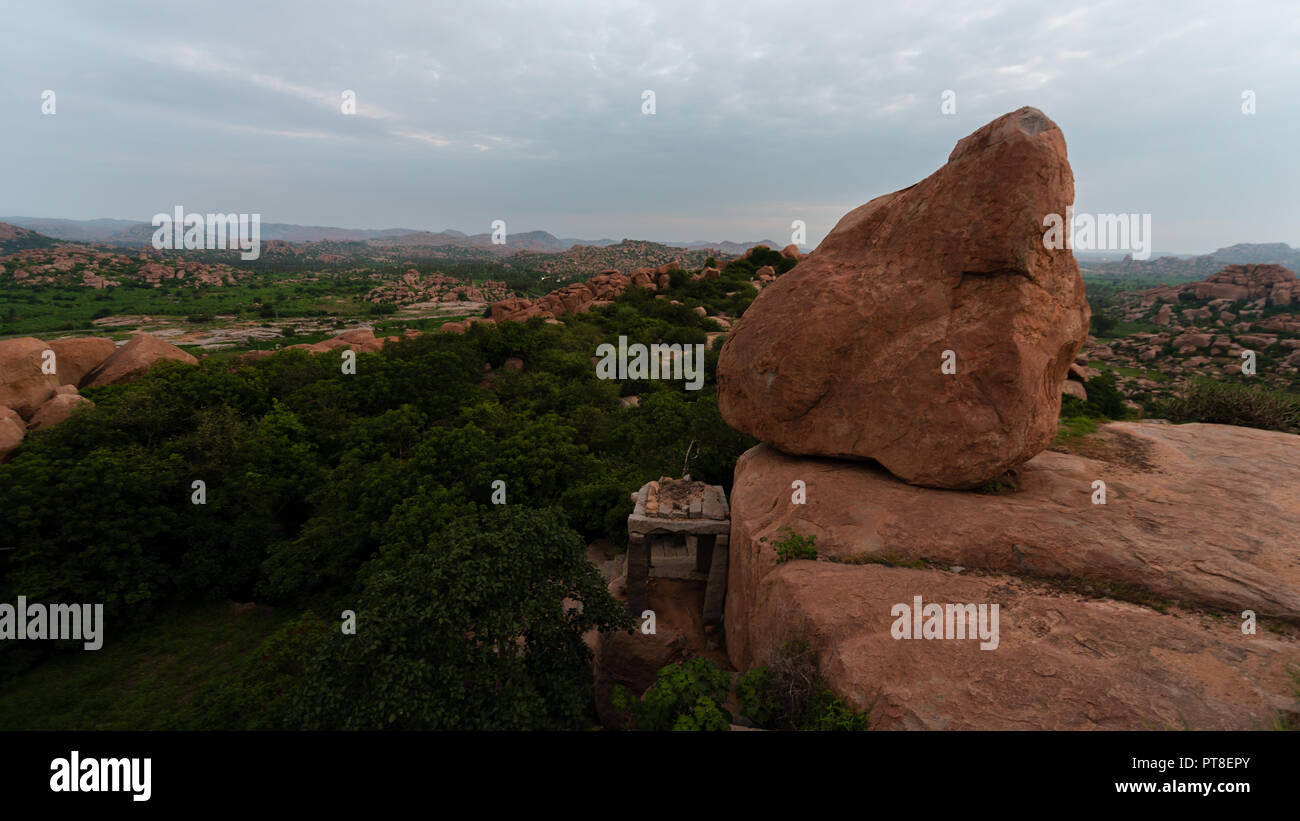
745 562 1297 730
80 333 199 387
1067 362 1099 381
1141 264 1296 311
629 269 656 290
46 337 116 386
728 422 1300 665
0 337 60 419
27 392 93 430
0 406 24 461
503 356 525 372
1062 378 1087 400
726 422 1300 729
1172 332 1213 353
297 328 384 354
781 244 801 260
718 108 1088 488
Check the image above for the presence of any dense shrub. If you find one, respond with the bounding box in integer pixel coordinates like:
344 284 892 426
612 657 733 731
738 638 868 731
1147 378 1300 433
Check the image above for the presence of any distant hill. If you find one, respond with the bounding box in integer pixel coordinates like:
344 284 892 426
1 217 427 245
0 222 58 253
676 239 784 255
0 217 140 243
0 216 777 256
1082 243 1300 279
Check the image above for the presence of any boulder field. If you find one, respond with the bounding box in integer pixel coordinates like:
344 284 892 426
0 331 197 461
717 107 1089 489
725 422 1300 730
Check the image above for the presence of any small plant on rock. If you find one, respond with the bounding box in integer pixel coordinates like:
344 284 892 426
764 527 818 564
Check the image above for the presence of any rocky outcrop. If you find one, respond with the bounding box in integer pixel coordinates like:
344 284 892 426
1140 264 1296 307
717 108 1088 488
725 421 1300 729
0 406 25 462
27 392 93 430
748 562 1296 730
81 333 199 387
289 328 386 354
46 337 116 386
438 317 496 334
0 337 60 419
488 271 651 324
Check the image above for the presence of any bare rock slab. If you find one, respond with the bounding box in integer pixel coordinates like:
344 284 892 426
81 333 198 387
745 562 1297 730
725 421 1300 728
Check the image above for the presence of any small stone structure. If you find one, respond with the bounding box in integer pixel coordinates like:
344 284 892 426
627 477 730 626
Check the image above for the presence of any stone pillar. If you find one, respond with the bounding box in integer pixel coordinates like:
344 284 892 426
627 533 650 614
703 534 729 626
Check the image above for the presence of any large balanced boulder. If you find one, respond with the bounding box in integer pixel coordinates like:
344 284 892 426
725 421 1300 729
0 337 60 419
717 107 1088 488
47 337 116 386
80 333 198 387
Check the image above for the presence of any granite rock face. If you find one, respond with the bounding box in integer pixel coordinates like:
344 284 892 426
724 422 1300 729
717 107 1089 488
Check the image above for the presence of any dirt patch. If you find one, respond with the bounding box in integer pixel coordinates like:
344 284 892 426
1052 427 1160 472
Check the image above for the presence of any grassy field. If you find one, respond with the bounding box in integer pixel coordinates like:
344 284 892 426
0 603 291 730
0 274 377 337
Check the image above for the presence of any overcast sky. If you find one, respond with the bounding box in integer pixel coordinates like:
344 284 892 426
3 0 1297 252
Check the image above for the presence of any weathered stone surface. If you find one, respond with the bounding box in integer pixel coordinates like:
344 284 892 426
0 405 24 462
291 328 384 354
745 562 1297 730
733 423 1300 722
0 337 60 419
717 108 1088 488
27 392 93 430
728 422 1300 652
726 422 1300 728
46 337 116 387
81 333 198 387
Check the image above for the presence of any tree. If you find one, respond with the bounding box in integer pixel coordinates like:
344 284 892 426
289 507 635 729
